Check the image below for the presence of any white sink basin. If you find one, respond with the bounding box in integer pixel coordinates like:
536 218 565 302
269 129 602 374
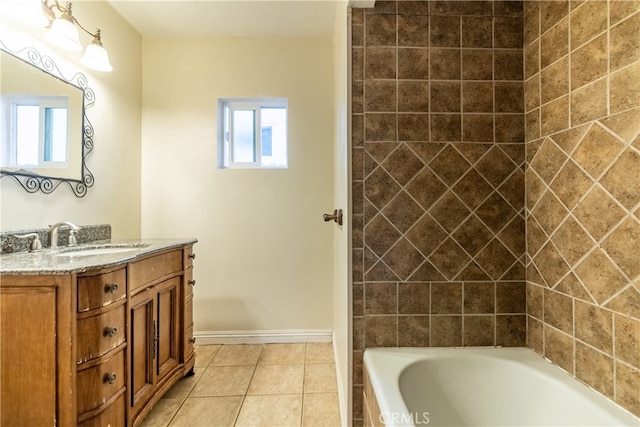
55 243 150 257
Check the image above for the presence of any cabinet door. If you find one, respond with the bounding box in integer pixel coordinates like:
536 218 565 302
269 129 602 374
1 278 74 427
129 288 155 416
156 277 180 383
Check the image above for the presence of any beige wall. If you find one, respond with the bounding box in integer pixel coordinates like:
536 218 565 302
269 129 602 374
0 1 142 238
524 0 640 417
141 37 335 334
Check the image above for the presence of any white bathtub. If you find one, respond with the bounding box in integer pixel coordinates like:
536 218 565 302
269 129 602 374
363 347 640 427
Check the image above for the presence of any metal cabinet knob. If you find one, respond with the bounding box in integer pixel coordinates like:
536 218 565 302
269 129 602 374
188 253 196 260
190 337 196 344
104 372 117 384
104 283 118 294
103 326 118 338
189 280 196 286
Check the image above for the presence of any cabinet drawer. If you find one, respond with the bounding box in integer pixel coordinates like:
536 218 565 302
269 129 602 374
78 269 126 312
77 350 125 415
184 268 194 299
130 250 183 292
185 324 194 360
185 297 193 331
77 305 126 363
185 246 195 269
78 391 125 427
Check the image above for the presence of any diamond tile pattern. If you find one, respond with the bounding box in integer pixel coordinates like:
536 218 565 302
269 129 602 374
351 3 529 424
530 138 567 184
428 145 471 186
365 167 401 210
406 168 448 209
524 0 640 415
363 132 527 284
452 215 494 257
528 110 640 302
428 191 471 233
382 191 424 233
453 170 494 210
383 238 424 280
475 146 520 187
549 159 593 210
406 214 449 258
382 144 425 186
572 124 625 180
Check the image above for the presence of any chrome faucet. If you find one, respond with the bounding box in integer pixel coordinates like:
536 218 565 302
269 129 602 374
48 222 80 249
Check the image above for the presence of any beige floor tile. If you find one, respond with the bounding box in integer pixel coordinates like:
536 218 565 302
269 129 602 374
146 344 341 427
306 343 334 364
168 396 243 427
259 343 306 365
248 364 305 395
302 393 341 427
162 369 204 400
235 394 303 427
194 344 220 367
211 344 263 366
190 365 255 397
304 363 338 393
140 398 183 427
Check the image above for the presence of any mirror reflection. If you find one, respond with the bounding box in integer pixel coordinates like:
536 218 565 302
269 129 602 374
3 94 69 168
0 45 94 197
1 50 81 175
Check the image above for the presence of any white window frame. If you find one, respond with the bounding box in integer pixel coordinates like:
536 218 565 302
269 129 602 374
1 94 69 169
218 97 288 169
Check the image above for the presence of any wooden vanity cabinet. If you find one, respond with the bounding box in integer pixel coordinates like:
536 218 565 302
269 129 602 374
0 243 195 427
76 266 128 425
128 248 195 427
183 246 196 362
128 278 181 422
0 275 75 427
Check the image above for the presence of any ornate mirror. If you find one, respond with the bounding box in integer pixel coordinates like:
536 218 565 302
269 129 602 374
0 40 94 197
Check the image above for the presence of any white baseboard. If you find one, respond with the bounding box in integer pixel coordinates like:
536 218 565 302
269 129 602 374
194 329 333 345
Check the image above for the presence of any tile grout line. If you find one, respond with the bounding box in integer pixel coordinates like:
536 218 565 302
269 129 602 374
232 344 264 427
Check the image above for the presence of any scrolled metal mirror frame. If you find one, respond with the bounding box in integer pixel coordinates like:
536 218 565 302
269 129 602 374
0 40 94 197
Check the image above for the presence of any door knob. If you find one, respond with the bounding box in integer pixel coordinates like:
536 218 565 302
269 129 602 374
323 209 343 226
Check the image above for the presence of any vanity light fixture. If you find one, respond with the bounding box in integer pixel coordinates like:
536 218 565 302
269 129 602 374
1 0 113 72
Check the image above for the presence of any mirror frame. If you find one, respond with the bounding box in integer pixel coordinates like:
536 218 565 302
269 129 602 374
0 40 94 197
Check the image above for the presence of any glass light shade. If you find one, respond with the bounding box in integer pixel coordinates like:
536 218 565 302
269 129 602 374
0 0 48 27
45 14 82 51
81 42 112 72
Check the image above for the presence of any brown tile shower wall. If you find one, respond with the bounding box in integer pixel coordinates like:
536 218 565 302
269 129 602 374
351 1 526 424
524 0 640 417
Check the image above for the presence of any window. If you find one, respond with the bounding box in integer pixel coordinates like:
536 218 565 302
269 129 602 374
218 98 288 168
1 95 69 168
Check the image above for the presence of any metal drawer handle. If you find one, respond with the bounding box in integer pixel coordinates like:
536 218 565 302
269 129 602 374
104 373 117 384
189 280 196 286
103 326 118 338
188 253 196 260
104 283 118 294
190 337 196 344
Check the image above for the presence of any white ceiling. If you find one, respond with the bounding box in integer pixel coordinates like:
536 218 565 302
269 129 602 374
108 0 340 40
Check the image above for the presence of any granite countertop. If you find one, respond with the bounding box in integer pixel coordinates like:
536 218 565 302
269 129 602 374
0 238 197 275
